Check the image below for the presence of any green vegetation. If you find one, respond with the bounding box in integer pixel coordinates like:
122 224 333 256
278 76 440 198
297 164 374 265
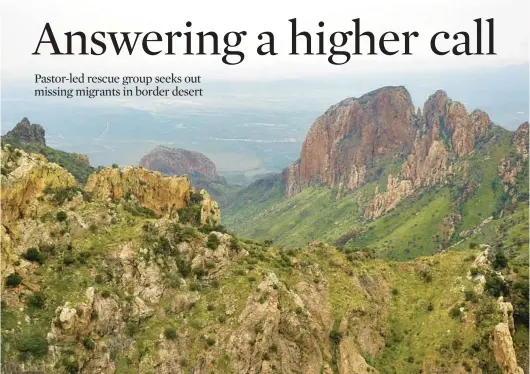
22 248 45 264
6 273 22 287
16 332 49 360
1 140 95 183
223 128 523 262
56 211 68 222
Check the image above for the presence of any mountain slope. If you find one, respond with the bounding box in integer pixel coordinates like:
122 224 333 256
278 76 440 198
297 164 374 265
1 118 95 183
1 147 526 374
223 88 528 261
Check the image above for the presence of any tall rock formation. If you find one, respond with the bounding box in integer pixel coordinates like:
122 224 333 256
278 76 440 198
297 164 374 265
285 86 415 197
282 87 498 219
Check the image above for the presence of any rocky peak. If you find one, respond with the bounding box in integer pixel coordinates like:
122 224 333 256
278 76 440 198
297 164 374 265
422 90 492 156
285 86 415 197
139 146 224 184
2 117 46 146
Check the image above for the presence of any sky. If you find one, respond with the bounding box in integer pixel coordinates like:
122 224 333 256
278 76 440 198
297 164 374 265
1 0 529 81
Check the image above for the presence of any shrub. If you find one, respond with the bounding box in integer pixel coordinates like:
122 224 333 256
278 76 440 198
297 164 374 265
125 322 139 337
56 211 68 222
190 191 203 204
206 233 220 250
90 310 99 321
27 292 45 309
450 306 462 318
164 327 177 340
23 248 45 264
493 249 508 269
206 338 216 346
469 242 478 249
63 255 75 266
100 290 111 298
269 343 278 353
178 205 201 225
218 315 226 323
230 238 240 252
451 338 463 350
329 329 343 344
17 332 49 360
464 290 478 303
470 268 480 277
391 288 399 296
207 304 215 311
83 336 95 350
485 275 506 297
426 302 434 312
6 273 22 287
61 356 79 374
295 306 303 315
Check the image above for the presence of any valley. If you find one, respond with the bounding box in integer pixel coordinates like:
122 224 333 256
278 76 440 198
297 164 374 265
1 83 528 374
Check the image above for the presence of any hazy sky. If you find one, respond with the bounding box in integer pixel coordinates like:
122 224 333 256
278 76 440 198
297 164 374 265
1 0 528 81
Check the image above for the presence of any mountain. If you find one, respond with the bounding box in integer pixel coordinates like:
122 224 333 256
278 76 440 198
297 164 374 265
139 146 233 205
139 146 225 184
1 118 95 183
1 146 527 374
224 87 529 259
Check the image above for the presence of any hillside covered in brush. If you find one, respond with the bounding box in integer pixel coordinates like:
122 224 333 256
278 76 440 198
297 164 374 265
1 145 528 374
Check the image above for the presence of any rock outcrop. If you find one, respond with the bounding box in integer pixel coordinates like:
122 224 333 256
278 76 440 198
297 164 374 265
139 146 225 184
85 166 191 218
513 122 529 158
1 147 77 225
199 189 221 226
1 118 93 183
365 175 414 219
493 323 524 374
1 117 46 146
283 87 496 218
285 86 415 197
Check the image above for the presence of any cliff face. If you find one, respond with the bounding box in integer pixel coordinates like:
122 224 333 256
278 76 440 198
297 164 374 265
1 147 77 275
1 147 77 225
85 166 192 218
286 86 415 197
283 87 499 219
139 146 225 184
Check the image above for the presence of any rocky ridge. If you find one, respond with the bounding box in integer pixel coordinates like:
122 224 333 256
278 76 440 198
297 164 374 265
1 118 93 183
2 147 527 374
281 87 529 221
